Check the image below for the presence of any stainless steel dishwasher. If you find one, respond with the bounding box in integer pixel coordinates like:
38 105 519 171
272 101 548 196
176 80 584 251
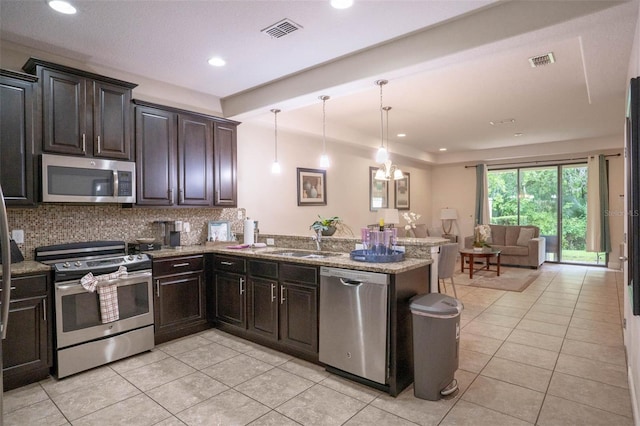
319 266 389 384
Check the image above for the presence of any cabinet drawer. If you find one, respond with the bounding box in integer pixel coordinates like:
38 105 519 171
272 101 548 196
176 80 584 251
1 274 48 300
280 263 318 285
248 260 278 279
213 255 246 274
153 255 204 276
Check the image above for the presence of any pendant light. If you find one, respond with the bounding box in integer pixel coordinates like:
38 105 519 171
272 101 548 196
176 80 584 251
374 80 389 163
319 95 330 168
271 109 281 174
375 106 404 181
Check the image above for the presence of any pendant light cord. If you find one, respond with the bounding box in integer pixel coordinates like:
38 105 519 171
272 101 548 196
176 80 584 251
271 108 280 162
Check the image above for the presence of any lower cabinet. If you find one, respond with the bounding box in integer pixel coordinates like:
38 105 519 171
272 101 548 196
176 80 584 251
213 255 318 359
1 273 52 391
152 255 208 344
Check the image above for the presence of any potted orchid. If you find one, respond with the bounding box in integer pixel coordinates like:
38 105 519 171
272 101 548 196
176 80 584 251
473 224 492 250
402 211 421 237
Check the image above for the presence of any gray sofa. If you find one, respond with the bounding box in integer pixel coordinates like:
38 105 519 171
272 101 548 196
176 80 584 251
464 225 545 268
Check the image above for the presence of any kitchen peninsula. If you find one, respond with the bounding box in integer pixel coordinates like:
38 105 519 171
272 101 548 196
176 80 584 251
148 234 443 396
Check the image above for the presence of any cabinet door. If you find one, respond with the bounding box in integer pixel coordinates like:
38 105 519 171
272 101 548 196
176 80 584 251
213 122 237 206
178 114 213 206
214 272 246 329
136 106 176 205
280 282 318 354
3 297 48 376
154 272 205 334
93 81 132 160
247 277 278 340
42 68 89 155
0 73 36 206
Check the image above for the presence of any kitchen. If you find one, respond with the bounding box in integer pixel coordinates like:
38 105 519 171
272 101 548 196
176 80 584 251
1 0 639 424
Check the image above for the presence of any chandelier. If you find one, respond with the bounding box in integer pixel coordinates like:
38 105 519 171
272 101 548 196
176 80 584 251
374 94 404 181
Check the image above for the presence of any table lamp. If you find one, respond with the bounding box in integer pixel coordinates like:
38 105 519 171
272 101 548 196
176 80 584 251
380 208 400 228
440 208 458 236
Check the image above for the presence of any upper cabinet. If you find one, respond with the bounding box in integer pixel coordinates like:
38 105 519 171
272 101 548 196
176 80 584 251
0 70 39 206
23 58 137 160
134 100 239 207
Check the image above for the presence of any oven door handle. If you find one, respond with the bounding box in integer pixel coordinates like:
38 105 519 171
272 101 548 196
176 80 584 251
56 271 152 293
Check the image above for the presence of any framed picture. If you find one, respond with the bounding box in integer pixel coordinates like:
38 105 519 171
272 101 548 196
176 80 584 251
297 168 327 206
369 166 389 211
394 173 410 210
208 220 231 242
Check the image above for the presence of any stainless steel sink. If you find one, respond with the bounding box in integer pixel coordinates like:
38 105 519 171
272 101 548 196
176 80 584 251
270 250 342 259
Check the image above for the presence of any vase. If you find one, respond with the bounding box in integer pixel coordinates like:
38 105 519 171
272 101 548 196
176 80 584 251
303 181 311 192
309 186 318 198
473 247 483 252
321 226 336 236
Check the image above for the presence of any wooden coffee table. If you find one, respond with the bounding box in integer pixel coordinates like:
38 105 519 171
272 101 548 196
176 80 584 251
460 248 501 279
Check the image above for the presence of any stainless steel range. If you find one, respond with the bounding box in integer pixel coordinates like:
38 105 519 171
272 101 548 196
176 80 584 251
36 241 154 378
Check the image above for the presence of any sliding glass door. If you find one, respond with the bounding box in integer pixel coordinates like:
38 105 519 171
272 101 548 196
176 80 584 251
488 164 605 265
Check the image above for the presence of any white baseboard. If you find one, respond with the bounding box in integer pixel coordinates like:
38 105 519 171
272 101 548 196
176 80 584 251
628 365 639 425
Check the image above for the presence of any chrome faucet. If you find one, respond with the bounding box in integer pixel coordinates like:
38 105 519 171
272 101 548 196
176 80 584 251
312 229 322 251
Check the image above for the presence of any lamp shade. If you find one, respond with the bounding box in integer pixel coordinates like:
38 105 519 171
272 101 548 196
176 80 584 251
440 208 458 220
380 208 400 225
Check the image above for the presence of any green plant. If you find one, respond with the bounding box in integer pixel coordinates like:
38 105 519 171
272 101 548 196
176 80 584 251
310 215 341 232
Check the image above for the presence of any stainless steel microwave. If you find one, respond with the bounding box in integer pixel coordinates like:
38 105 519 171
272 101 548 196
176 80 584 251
41 154 136 203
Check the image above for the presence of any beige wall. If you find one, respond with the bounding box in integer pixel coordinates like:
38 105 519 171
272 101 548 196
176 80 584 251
237 122 432 238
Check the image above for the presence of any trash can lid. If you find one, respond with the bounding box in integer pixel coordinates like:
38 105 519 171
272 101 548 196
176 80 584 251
410 293 463 317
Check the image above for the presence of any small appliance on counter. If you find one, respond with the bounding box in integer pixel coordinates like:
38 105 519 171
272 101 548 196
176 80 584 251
0 239 24 264
154 220 183 247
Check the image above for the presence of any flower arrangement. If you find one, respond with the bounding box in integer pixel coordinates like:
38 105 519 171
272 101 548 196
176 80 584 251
473 224 492 248
402 211 421 236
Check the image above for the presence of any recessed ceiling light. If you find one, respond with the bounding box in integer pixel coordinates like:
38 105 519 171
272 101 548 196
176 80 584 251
331 0 354 9
48 0 76 14
439 148 447 152
514 132 524 137
397 133 406 138
489 118 516 126
207 57 226 67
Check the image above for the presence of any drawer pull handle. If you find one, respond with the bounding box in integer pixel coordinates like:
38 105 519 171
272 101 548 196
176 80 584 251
82 134 86 152
220 261 234 266
0 287 17 292
173 263 190 268
239 277 245 295
271 283 276 302
156 280 160 297
43 301 46 322
280 286 286 304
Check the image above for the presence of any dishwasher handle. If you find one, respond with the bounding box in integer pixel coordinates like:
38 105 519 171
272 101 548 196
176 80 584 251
340 278 363 287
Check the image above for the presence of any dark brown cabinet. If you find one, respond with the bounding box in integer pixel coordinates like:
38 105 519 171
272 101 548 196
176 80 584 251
279 264 318 354
0 70 38 206
213 255 318 359
152 255 208 344
134 101 237 207
213 122 237 206
1 273 52 391
247 260 279 340
212 255 247 329
23 58 136 160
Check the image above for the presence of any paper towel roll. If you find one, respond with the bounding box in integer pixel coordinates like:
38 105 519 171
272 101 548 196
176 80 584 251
243 219 255 245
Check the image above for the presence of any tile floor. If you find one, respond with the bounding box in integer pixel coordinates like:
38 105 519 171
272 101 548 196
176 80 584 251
3 263 635 425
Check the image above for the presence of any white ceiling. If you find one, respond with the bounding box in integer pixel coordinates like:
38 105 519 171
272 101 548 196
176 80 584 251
1 0 638 164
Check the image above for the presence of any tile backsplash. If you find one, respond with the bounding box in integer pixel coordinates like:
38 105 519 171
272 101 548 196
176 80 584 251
7 204 246 260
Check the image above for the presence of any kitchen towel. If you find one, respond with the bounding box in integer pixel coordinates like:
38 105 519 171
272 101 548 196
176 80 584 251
243 219 255 245
80 266 127 323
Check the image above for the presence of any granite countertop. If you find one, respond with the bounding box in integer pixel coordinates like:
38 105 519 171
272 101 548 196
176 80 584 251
0 260 52 278
148 244 432 274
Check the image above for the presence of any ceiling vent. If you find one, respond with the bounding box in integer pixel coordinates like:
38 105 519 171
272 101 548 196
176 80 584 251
261 18 303 39
528 52 555 68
